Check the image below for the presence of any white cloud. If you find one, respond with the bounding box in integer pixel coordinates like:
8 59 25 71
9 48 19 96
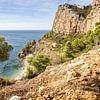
0 0 92 30
0 22 51 30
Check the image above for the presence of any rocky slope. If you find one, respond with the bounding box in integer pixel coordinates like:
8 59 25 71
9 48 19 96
0 48 100 100
52 0 100 34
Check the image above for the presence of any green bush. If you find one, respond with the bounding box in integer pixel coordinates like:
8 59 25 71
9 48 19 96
31 53 50 72
72 38 85 52
26 67 38 79
27 56 33 64
64 42 74 59
43 31 81 51
0 36 5 42
95 22 100 26
64 24 100 60
27 53 50 78
0 36 13 61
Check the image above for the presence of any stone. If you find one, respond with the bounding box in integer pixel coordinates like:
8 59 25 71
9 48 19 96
52 43 57 48
10 96 21 100
38 86 45 94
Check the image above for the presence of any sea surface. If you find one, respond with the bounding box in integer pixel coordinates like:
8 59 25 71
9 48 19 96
0 30 48 78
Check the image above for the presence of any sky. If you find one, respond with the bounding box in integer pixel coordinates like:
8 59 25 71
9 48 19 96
0 0 92 30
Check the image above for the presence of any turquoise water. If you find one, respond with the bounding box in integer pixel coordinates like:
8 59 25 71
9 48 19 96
0 30 48 78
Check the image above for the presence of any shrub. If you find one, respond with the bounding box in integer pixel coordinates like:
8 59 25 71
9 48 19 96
40 22 100 63
72 38 85 52
64 41 74 59
95 22 100 26
26 67 38 79
27 56 33 64
31 53 50 72
27 53 50 78
0 36 13 61
0 36 5 42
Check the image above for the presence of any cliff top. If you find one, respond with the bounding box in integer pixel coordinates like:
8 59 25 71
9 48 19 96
93 0 100 6
58 3 92 18
52 0 100 34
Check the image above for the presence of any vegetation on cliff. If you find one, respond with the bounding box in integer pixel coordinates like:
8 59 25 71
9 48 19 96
0 36 13 61
64 23 100 59
43 23 100 61
77 5 92 18
19 22 100 79
65 4 92 18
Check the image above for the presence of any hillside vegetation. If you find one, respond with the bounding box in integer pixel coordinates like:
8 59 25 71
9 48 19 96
65 4 92 18
19 23 100 79
43 23 100 60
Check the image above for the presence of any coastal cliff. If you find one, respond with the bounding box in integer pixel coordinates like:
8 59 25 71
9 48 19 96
18 0 100 78
0 0 100 100
52 0 100 34
83 0 100 32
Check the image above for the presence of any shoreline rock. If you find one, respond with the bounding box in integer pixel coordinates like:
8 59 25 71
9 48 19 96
18 39 36 58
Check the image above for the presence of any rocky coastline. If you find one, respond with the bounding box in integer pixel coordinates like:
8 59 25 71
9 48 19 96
16 0 100 80
0 0 99 99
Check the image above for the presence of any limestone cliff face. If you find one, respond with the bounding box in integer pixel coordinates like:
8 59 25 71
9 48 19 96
83 0 100 32
52 4 84 34
52 0 100 34
93 0 100 6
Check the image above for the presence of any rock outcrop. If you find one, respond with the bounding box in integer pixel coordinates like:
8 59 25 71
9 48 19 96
93 0 100 6
0 49 100 100
52 4 85 34
18 40 36 58
83 0 100 32
52 0 100 34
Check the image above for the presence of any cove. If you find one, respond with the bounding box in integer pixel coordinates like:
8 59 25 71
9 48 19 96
0 30 48 78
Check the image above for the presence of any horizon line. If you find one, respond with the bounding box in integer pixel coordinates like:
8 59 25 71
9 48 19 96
0 29 51 31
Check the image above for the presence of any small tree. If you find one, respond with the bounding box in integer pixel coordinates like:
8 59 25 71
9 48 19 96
26 67 38 79
72 38 85 52
31 53 50 73
64 41 74 59
27 53 50 78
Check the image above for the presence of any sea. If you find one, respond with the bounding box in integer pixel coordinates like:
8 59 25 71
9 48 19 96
0 30 48 78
